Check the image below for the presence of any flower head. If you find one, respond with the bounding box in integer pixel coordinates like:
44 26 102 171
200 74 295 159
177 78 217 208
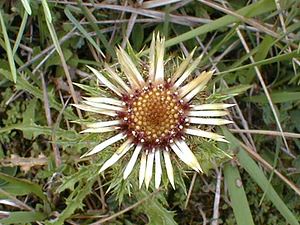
74 34 233 189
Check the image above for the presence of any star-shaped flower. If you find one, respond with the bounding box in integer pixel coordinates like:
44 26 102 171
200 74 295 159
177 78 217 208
73 34 233 189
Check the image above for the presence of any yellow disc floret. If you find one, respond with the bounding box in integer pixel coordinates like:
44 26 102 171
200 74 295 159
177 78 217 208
119 83 189 148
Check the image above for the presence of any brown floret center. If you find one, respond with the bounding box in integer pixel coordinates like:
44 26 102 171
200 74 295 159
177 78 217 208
119 83 189 149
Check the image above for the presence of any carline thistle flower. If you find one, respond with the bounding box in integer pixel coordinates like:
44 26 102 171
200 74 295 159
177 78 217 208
73 34 233 189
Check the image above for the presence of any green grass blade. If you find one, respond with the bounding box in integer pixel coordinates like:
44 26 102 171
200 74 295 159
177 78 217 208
141 0 277 55
76 1 115 57
64 6 105 58
41 12 63 57
237 148 299 225
12 11 29 56
0 211 47 224
224 163 255 225
215 50 299 78
243 35 275 83
41 0 64 58
21 0 32 15
0 172 47 201
245 91 300 103
254 36 275 62
0 10 17 83
223 129 300 225
166 0 276 47
200 25 238 66
259 137 281 206
41 0 52 23
40 0 82 119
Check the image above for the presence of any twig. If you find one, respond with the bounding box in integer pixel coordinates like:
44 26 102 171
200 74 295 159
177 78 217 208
169 0 194 11
67 18 160 25
142 0 182 8
90 189 160 224
96 177 107 211
238 141 300 196
199 206 207 225
0 188 34 211
10 39 33 53
230 129 300 139
121 12 138 48
47 1 210 26
274 0 300 74
32 47 56 74
17 29 76 72
211 168 222 225
40 71 61 167
177 6 258 152
47 0 291 35
235 28 291 155
184 172 197 209
121 0 144 49
198 0 298 49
